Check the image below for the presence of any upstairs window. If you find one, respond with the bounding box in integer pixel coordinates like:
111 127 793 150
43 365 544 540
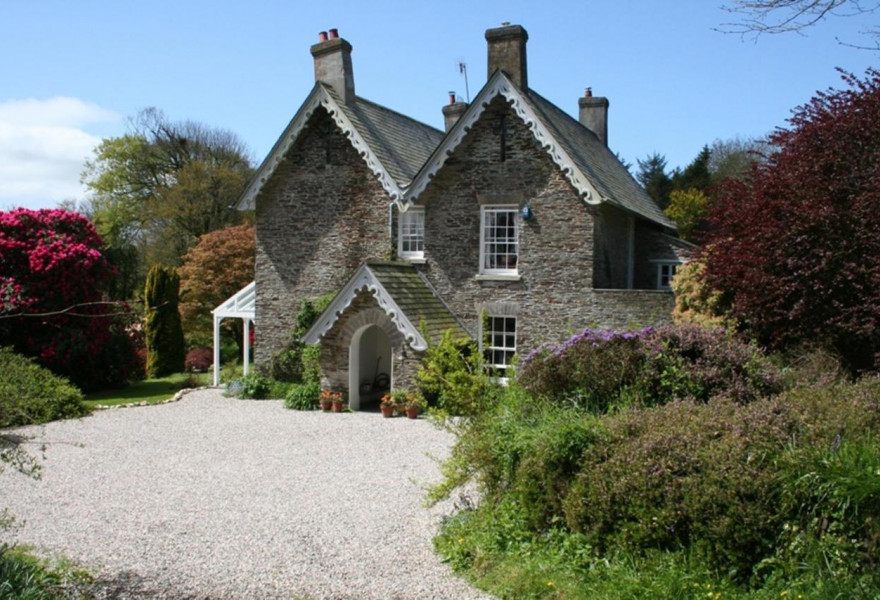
398 207 425 259
656 262 679 290
484 315 516 379
480 206 519 274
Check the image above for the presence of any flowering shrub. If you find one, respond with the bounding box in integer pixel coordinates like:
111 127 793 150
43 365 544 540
0 209 142 391
518 324 781 411
320 389 343 403
185 347 213 372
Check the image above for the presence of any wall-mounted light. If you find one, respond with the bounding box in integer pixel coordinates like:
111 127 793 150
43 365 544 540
521 206 533 220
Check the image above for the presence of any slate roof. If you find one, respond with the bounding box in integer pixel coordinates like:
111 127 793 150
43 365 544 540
300 260 469 350
526 91 675 229
325 87 445 186
365 261 469 343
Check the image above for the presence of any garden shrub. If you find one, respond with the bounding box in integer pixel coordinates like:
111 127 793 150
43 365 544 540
0 347 89 427
236 373 272 399
184 347 213 372
284 381 321 410
518 324 781 412
144 265 185 378
414 330 493 416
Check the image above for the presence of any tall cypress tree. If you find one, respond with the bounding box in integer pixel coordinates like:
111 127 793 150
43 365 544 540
144 265 185 378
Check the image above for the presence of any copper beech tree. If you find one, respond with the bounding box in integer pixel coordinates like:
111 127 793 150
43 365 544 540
702 69 880 371
178 224 255 352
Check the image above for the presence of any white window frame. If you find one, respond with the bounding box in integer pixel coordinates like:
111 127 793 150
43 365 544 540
479 206 519 275
398 206 425 260
655 261 680 290
484 315 517 380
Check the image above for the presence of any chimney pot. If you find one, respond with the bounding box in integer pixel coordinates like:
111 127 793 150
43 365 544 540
329 28 338 39
318 31 328 42
485 24 529 90
442 97 468 132
585 87 592 97
448 91 456 105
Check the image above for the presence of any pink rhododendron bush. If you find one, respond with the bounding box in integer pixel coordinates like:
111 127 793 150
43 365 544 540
0 208 143 391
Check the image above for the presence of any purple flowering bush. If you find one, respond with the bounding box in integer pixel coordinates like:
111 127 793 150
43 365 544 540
518 324 781 411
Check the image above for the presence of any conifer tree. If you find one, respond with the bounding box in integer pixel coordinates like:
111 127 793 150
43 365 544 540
144 265 185 377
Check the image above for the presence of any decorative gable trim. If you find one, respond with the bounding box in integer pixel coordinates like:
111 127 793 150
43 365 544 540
236 85 405 210
405 71 603 206
301 263 428 351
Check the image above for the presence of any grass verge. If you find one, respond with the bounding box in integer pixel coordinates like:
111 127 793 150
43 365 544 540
82 373 211 408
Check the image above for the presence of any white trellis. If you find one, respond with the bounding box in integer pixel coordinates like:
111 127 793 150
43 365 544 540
211 281 255 386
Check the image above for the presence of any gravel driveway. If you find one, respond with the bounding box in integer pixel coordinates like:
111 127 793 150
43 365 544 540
1 389 493 599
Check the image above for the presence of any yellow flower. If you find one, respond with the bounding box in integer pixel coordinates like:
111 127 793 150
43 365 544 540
780 592 789 598
457 538 464 543
547 581 555 587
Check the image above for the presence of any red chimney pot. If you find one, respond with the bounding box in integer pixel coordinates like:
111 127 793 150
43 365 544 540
585 87 592 97
448 91 456 105
318 31 328 42
329 28 339 39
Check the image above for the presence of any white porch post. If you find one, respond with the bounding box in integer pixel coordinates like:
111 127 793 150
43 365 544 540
243 318 251 376
213 315 221 386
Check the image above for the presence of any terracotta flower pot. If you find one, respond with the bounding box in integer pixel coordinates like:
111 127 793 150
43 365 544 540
380 404 395 418
332 400 344 413
405 406 420 419
320 399 332 412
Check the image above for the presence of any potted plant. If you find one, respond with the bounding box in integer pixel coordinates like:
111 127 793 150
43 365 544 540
320 389 343 412
379 393 396 418
404 392 426 419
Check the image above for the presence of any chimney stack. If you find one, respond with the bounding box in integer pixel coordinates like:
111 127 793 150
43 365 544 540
442 91 468 132
310 29 355 104
579 87 609 146
485 23 528 90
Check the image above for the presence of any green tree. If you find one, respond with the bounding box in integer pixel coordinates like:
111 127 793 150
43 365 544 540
671 145 712 192
664 188 709 241
708 136 767 185
144 266 185 377
82 108 255 299
636 152 674 208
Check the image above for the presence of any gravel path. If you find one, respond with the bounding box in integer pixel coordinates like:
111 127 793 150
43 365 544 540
1 389 493 599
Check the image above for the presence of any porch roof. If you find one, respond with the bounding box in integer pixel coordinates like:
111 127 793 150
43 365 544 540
301 261 469 350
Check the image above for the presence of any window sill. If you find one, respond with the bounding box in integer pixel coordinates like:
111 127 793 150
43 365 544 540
398 256 427 264
475 273 521 282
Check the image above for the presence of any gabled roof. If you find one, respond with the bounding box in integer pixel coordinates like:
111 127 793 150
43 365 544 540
236 84 444 210
301 261 469 351
404 71 675 230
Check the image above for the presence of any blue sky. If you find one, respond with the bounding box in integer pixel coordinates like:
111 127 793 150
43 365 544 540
1 0 875 211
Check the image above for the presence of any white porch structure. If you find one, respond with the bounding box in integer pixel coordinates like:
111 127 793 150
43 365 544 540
212 281 256 386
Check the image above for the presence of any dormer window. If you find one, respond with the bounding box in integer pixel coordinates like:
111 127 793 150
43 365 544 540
480 206 519 275
398 207 425 260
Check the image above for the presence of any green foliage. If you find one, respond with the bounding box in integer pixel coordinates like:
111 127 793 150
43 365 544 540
0 347 88 428
226 373 272 400
671 145 712 193
143 265 185 378
636 152 674 209
284 381 321 410
664 188 708 241
414 330 493 416
269 293 335 384
82 108 255 298
0 545 93 599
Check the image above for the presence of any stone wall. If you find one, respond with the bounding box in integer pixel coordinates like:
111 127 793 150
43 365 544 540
413 95 674 352
254 107 393 365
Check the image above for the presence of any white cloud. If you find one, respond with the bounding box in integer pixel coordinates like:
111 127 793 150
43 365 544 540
0 97 121 211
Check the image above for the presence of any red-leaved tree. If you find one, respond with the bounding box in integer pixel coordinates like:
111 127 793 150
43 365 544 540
702 69 880 372
0 208 143 390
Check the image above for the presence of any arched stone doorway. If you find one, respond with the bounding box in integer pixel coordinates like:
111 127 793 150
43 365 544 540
348 323 392 410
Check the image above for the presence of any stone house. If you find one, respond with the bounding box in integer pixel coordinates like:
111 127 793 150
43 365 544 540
237 24 690 409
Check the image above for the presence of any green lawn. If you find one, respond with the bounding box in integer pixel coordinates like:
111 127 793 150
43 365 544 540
83 372 213 407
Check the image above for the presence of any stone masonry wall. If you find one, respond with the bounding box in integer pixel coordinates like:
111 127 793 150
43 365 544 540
254 108 393 366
